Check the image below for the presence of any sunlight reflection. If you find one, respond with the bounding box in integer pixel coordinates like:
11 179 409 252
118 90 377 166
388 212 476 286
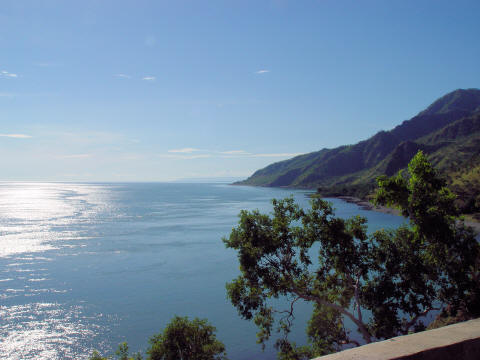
0 303 105 360
0 183 118 359
0 182 116 257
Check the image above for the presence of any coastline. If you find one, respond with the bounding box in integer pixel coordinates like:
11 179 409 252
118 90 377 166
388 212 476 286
335 196 401 216
234 183 480 235
336 196 480 235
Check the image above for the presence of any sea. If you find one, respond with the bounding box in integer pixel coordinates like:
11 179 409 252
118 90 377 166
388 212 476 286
0 182 405 359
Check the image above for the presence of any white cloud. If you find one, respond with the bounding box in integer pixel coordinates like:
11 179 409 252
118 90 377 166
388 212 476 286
114 74 132 79
142 76 156 81
0 70 19 78
58 154 92 159
161 148 302 160
164 148 301 159
255 70 270 74
220 150 250 155
159 154 212 160
0 133 32 138
168 148 201 153
251 153 303 157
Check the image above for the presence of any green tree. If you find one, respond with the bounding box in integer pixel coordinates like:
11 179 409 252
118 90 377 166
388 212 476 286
116 342 130 360
223 151 479 359
89 350 108 360
374 150 480 320
147 316 227 360
89 343 143 360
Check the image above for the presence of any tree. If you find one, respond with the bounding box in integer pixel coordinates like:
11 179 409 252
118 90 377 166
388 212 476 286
89 350 108 360
223 151 479 359
374 151 480 320
89 343 143 360
89 317 226 360
147 316 227 360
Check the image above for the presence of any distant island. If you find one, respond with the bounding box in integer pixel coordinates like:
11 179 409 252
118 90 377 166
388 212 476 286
236 88 480 219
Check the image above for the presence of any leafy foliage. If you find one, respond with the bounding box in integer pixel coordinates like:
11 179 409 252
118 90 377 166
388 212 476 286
374 151 480 317
447 154 480 215
225 151 480 359
89 350 109 360
88 317 226 360
224 196 370 358
147 316 227 360
89 343 142 360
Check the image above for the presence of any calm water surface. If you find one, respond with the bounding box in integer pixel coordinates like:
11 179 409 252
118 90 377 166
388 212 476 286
0 182 405 359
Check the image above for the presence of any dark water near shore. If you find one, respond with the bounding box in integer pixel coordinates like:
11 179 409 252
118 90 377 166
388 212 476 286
0 182 405 359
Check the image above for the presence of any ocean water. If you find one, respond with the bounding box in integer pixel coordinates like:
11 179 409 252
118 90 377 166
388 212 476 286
0 182 405 359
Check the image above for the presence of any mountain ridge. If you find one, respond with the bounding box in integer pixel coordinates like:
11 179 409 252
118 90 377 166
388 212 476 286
237 89 480 212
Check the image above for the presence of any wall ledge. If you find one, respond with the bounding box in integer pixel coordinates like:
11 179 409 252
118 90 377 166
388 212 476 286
313 318 480 360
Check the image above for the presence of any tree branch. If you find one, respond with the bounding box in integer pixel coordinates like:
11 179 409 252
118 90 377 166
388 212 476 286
402 307 439 334
345 272 365 334
293 289 372 344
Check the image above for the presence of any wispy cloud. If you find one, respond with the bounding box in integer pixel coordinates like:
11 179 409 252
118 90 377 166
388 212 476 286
255 69 270 74
220 150 250 155
114 74 132 79
142 76 156 81
159 154 212 160
1 70 18 78
218 150 302 158
251 153 303 157
168 148 201 153
0 133 32 138
162 148 302 160
58 154 92 159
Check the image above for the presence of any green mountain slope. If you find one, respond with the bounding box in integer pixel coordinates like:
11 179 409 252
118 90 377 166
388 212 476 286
237 89 480 204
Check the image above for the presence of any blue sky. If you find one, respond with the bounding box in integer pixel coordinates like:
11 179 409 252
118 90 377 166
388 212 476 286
1 0 479 181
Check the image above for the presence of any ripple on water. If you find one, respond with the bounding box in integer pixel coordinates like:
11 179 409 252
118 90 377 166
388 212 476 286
0 303 107 360
0 183 119 359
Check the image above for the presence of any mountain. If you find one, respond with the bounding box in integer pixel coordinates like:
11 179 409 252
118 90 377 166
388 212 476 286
237 89 480 209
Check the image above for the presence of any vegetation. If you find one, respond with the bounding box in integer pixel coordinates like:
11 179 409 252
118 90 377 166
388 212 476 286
89 316 226 360
147 316 227 360
237 89 480 219
447 155 480 216
224 151 480 359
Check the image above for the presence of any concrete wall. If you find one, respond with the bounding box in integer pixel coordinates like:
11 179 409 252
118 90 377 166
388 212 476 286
313 318 480 360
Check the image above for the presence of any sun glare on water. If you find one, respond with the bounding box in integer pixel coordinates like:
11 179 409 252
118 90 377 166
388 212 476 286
0 182 116 359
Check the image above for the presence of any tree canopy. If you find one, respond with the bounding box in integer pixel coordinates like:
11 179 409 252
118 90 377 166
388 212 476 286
223 151 479 359
147 316 227 360
89 316 226 360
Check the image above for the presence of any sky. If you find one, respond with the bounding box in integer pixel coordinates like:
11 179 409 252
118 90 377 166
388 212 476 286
1 0 479 182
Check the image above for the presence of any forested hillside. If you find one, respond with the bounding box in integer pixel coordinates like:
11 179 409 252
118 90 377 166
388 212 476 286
237 89 480 213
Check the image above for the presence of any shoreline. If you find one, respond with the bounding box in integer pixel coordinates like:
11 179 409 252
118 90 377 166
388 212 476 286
335 196 480 235
335 196 401 216
235 184 480 235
